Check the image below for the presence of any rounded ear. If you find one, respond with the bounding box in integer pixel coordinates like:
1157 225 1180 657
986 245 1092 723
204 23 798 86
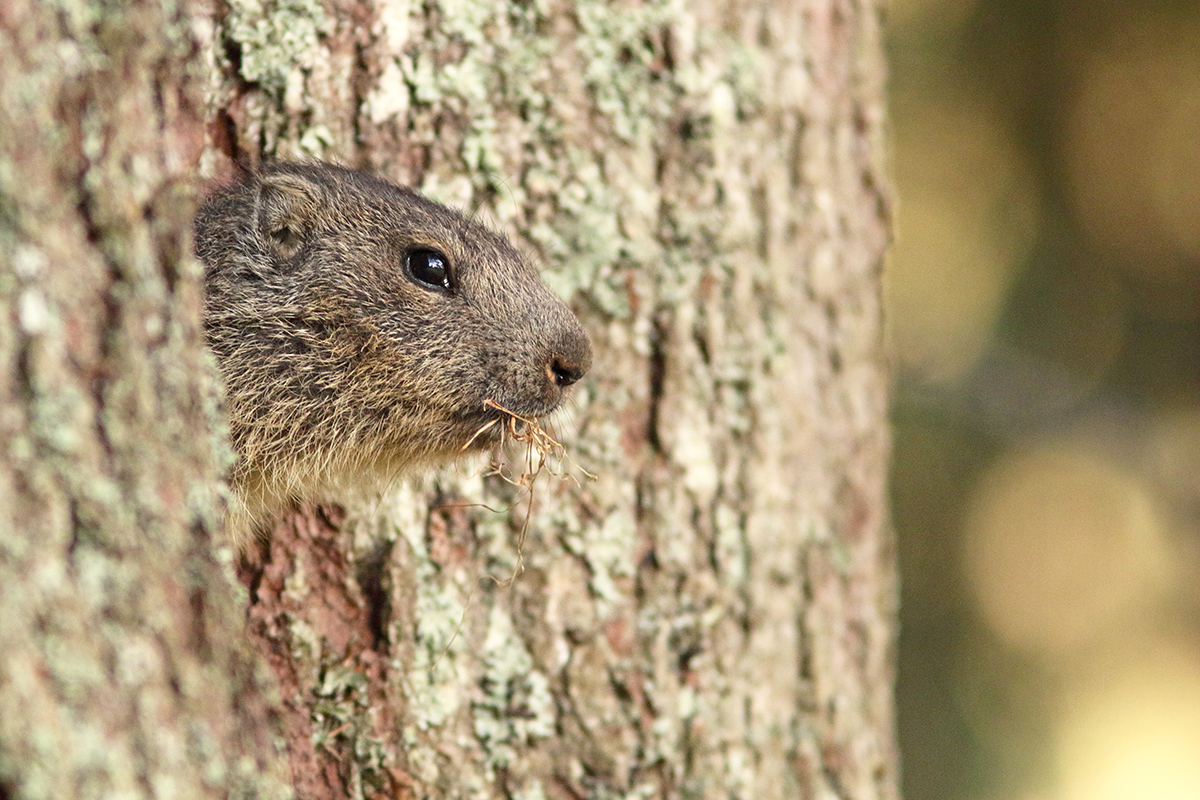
255 171 321 262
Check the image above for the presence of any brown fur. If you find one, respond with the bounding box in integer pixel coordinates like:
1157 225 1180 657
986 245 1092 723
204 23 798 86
195 162 591 544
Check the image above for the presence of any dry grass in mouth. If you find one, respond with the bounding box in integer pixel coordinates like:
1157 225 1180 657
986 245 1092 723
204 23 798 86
435 398 593 661
469 398 595 583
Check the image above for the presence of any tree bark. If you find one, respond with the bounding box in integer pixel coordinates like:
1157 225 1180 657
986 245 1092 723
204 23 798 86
0 0 289 797
0 0 895 797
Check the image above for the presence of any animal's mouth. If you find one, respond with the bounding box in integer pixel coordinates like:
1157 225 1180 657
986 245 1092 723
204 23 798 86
456 397 594 488
459 398 552 455
470 398 533 439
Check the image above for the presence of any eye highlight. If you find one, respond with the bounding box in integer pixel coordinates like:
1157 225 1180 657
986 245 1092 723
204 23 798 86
405 248 454 293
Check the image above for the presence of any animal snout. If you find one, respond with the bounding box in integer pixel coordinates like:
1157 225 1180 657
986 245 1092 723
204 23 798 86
542 325 592 398
547 353 586 387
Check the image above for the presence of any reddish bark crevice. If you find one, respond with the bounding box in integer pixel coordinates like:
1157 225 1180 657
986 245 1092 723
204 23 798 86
238 505 415 800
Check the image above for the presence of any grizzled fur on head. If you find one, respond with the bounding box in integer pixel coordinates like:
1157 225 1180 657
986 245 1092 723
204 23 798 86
195 162 591 543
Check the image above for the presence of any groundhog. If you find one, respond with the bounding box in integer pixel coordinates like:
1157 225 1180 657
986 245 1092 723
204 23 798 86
194 162 592 544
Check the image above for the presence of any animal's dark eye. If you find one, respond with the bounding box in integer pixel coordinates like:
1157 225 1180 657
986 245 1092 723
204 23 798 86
405 248 453 293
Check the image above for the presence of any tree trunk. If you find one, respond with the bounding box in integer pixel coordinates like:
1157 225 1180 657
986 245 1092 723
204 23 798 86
0 1 289 797
0 0 895 797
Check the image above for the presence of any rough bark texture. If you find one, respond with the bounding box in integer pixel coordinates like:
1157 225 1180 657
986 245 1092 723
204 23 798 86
0 0 290 796
0 0 894 797
208 0 897 796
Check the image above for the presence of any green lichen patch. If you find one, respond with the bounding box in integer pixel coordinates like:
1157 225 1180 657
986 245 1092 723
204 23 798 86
387 487 472 732
472 606 554 769
558 504 636 615
308 661 394 794
227 0 328 90
574 0 676 141
405 581 468 730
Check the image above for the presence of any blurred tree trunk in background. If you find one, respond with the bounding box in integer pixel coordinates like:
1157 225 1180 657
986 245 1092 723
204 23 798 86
0 0 894 797
0 1 290 797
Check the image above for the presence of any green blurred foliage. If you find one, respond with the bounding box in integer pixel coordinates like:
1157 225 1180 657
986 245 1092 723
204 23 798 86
889 1 1200 799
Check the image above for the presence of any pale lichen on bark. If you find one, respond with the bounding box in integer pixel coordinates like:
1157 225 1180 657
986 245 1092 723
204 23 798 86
0 0 292 795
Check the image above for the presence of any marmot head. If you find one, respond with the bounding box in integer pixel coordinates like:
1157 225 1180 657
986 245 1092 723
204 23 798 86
195 162 591 539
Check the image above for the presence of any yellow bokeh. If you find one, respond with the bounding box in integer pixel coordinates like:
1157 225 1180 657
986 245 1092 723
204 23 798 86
1057 640 1200 800
1064 22 1200 284
887 102 1040 383
963 443 1167 656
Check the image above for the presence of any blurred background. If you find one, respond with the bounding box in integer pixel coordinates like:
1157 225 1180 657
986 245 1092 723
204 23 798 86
885 1 1200 799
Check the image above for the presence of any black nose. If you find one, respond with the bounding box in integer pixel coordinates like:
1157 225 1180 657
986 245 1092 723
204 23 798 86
548 354 586 387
